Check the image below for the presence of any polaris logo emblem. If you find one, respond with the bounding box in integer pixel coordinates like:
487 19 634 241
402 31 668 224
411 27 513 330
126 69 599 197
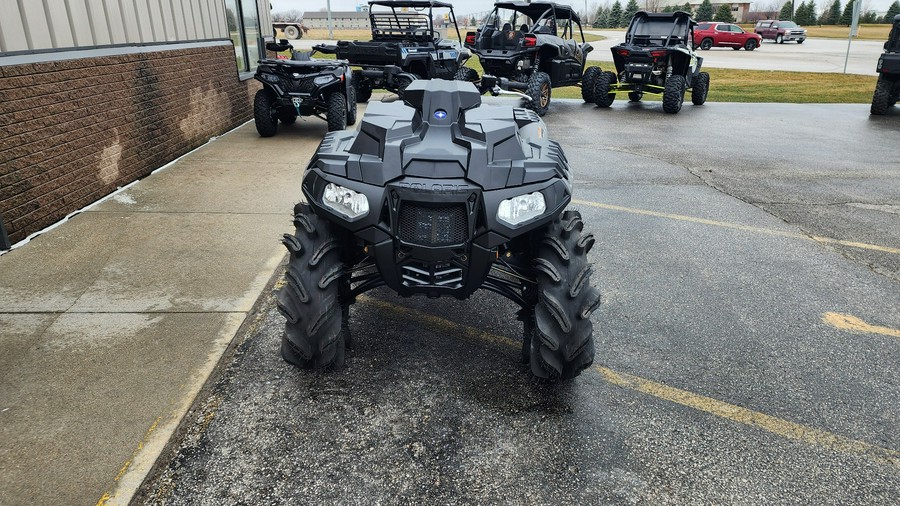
434 109 448 120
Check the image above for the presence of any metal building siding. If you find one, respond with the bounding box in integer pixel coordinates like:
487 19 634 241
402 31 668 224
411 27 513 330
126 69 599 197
0 0 232 53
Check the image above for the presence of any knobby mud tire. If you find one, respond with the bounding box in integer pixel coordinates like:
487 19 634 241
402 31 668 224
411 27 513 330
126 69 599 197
581 66 602 103
327 92 347 132
352 70 372 103
663 74 685 114
870 76 892 115
526 71 552 116
277 203 347 371
346 85 357 126
593 71 616 108
455 67 479 83
691 72 710 106
528 210 601 381
253 89 278 137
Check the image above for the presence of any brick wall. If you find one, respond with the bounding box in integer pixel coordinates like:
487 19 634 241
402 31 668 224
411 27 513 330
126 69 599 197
0 44 260 245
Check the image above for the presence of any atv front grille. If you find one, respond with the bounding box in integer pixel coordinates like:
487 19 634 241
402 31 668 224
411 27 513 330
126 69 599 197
401 261 464 289
398 204 467 246
294 77 317 93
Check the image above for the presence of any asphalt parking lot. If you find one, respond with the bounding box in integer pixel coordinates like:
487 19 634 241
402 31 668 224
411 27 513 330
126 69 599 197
137 99 899 504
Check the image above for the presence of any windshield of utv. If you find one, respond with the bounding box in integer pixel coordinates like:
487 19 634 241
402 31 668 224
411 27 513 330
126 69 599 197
370 5 435 40
626 16 690 46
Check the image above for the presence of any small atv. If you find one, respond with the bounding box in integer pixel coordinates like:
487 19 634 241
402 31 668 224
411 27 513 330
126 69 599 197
871 14 900 115
277 80 601 381
313 0 469 101
252 40 356 136
593 11 709 114
459 1 601 116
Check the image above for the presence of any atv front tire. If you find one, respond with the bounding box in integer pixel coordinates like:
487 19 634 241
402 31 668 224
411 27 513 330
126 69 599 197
663 74 686 114
526 71 552 116
253 89 279 137
277 203 347 371
691 72 710 106
528 210 600 380
346 86 357 126
593 71 616 108
352 70 372 103
581 66 602 103
870 75 893 115
327 92 347 131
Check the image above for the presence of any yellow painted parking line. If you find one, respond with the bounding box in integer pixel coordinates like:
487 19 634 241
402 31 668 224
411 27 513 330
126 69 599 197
571 199 900 256
823 312 900 339
365 298 900 469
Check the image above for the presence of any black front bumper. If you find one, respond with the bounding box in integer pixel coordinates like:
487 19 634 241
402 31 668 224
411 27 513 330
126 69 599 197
302 170 570 299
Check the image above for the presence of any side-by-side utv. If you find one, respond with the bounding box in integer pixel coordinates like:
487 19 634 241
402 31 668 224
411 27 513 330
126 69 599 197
593 11 709 114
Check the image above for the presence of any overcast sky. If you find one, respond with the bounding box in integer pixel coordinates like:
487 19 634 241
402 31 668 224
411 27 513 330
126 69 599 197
270 0 897 16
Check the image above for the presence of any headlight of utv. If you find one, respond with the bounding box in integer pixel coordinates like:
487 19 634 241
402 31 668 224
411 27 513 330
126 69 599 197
322 183 369 219
497 192 546 226
313 75 335 86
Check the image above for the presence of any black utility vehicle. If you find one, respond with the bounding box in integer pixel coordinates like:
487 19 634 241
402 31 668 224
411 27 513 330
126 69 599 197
593 11 709 114
314 0 468 101
277 80 601 381
253 41 356 136
460 1 601 116
871 14 900 115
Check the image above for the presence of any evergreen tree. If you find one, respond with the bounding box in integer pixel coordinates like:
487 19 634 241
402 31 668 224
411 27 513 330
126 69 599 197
662 5 673 12
696 0 714 21
794 1 807 24
860 10 877 23
820 0 841 24
623 0 641 26
779 1 794 20
682 2 693 15
714 3 736 22
593 6 607 28
609 0 624 27
805 1 817 25
839 0 854 24
885 1 900 23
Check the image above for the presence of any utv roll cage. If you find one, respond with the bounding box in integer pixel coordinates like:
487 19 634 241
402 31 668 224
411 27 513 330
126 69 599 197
623 10 694 48
886 15 900 52
484 1 587 43
368 0 462 43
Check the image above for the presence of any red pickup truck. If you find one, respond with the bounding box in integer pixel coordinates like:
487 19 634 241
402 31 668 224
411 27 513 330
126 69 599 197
754 20 807 44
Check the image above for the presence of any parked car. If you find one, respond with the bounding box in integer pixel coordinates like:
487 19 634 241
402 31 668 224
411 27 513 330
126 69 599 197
754 20 806 44
694 22 761 51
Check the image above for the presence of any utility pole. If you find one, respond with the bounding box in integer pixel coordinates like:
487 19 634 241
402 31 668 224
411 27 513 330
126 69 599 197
327 0 334 40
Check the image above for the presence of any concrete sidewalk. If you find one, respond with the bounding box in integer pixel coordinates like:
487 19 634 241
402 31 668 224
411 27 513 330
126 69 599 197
0 117 332 505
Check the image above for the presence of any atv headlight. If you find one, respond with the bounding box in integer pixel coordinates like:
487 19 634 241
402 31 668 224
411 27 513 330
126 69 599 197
313 75 335 86
497 192 546 226
322 183 369 219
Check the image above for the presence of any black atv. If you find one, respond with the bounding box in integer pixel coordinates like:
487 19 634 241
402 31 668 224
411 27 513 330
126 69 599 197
459 1 601 116
253 40 356 136
871 14 900 115
593 11 709 114
277 80 601 381
314 0 469 102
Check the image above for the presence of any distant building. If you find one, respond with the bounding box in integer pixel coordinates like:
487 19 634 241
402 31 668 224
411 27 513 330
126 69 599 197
303 11 370 30
654 0 752 23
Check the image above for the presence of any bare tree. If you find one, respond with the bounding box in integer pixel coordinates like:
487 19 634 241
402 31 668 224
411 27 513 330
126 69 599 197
273 9 303 22
644 0 662 12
